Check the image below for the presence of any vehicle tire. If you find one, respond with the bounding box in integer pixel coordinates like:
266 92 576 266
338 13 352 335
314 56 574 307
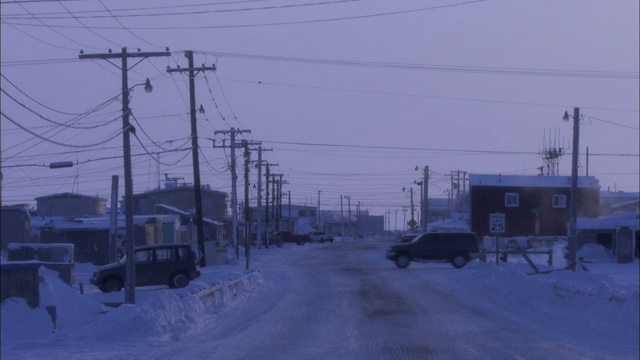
394 254 411 268
100 277 123 293
170 272 190 288
451 253 469 268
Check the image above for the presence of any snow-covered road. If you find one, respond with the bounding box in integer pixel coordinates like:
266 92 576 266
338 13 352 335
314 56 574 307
2 238 638 359
165 240 633 359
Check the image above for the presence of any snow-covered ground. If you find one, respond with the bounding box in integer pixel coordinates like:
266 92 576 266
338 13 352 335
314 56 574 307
1 238 638 359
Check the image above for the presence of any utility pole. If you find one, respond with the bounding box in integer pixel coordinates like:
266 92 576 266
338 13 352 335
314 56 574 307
242 140 260 268
462 171 467 213
243 140 250 268
340 195 345 240
456 170 461 212
317 190 321 229
288 190 292 231
410 187 415 226
357 201 362 236
278 174 285 232
214 128 250 260
108 175 119 264
423 166 429 229
265 163 270 243
271 173 277 231
564 107 581 266
347 196 351 239
80 47 170 305
569 107 580 266
394 210 398 232
167 50 216 267
254 147 271 248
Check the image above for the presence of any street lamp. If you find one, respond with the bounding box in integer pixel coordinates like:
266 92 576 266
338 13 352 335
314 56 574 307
143 78 153 93
198 104 205 115
563 107 580 267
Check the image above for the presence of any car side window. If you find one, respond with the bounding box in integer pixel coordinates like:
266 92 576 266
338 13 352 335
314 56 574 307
176 247 188 260
430 234 448 246
156 248 175 262
135 250 153 263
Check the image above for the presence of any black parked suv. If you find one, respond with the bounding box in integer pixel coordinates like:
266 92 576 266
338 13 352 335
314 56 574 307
91 244 201 293
386 232 481 268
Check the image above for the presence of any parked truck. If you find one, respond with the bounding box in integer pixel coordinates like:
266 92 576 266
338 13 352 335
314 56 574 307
269 231 311 247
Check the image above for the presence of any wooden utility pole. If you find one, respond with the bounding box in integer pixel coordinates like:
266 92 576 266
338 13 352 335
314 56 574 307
167 51 216 267
214 128 250 259
241 140 260 268
80 47 170 304
254 147 271 248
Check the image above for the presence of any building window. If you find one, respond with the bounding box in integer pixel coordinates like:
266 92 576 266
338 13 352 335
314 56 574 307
552 194 567 208
505 193 519 207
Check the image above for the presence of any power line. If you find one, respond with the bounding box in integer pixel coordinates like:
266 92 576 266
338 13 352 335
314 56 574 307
204 52 638 80
3 1 489 30
16 1 100 50
1 87 121 129
260 139 639 157
2 0 364 20
588 116 640 130
1 111 125 148
221 77 639 113
97 0 165 49
58 0 122 48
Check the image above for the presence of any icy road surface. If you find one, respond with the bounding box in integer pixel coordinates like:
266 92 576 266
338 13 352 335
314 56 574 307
3 239 637 359
155 241 628 359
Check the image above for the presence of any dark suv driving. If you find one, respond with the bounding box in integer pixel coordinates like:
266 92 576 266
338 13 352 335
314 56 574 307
91 243 201 293
386 232 481 268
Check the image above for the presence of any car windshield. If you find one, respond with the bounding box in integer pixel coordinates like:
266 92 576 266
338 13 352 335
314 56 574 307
400 234 419 243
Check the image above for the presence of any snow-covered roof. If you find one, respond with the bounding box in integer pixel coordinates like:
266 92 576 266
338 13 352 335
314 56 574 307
469 174 600 189
7 243 74 250
34 192 106 201
155 204 190 215
30 214 181 230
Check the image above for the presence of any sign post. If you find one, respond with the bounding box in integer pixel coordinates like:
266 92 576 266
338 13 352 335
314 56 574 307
490 213 506 265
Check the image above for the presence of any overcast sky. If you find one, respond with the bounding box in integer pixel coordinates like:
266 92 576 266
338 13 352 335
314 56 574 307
1 0 638 216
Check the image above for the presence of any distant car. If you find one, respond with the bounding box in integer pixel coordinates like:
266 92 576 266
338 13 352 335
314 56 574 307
269 231 311 246
91 244 201 293
386 232 481 269
308 231 334 243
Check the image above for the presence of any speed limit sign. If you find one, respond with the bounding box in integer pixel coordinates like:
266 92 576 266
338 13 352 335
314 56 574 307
490 213 506 234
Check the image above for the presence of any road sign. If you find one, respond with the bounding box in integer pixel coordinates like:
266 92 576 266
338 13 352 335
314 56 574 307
490 213 506 234
407 218 417 229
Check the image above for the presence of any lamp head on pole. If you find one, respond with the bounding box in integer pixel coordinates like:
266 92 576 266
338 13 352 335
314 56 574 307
198 104 205 115
144 78 153 93
562 110 570 122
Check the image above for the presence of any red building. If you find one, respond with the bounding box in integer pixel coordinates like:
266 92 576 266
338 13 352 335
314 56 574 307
469 174 600 237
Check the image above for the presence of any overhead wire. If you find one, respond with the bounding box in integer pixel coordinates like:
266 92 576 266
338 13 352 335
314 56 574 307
3 0 489 30
97 0 165 49
16 1 99 50
1 111 125 148
58 0 122 48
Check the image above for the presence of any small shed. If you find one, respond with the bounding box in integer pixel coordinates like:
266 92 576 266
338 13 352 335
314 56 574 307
470 174 600 237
